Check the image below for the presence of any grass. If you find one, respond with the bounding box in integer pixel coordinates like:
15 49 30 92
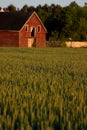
0 47 87 130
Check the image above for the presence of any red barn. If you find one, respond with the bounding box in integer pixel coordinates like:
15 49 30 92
0 11 47 47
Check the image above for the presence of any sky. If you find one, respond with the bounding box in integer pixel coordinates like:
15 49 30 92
0 0 86 8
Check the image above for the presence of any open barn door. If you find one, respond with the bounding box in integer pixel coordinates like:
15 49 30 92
28 38 36 48
28 38 34 48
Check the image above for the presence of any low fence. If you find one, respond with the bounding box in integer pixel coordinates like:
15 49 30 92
66 41 87 48
46 41 87 48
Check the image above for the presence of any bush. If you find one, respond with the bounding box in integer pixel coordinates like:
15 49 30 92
46 41 66 47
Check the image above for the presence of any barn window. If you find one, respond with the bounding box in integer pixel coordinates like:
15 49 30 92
31 27 35 37
25 25 28 32
38 25 41 32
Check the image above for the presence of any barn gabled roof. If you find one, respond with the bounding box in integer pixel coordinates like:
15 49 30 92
0 12 32 31
0 11 47 32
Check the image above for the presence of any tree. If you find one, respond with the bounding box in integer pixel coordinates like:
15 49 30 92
69 1 79 9
7 4 16 12
50 4 56 14
79 18 87 41
36 4 42 12
28 6 35 14
84 3 87 6
42 4 49 12
60 2 80 41
21 4 28 13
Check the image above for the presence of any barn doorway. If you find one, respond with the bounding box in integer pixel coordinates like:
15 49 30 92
28 38 34 48
31 27 36 37
28 26 36 47
28 38 36 48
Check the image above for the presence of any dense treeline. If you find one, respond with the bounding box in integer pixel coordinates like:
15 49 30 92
0 1 87 41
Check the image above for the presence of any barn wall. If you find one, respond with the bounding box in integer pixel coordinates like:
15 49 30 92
36 33 46 47
19 27 29 47
19 13 46 48
0 31 19 47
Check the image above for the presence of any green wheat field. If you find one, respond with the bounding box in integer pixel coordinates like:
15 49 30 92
0 47 87 130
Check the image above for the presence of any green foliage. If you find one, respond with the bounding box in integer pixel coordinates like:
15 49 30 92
21 4 28 13
0 48 87 130
7 4 16 12
49 31 59 41
21 5 35 14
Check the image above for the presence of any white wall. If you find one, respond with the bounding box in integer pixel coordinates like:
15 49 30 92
66 41 87 48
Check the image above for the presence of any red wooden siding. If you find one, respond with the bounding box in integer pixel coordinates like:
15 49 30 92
0 31 19 47
19 26 29 47
36 34 46 47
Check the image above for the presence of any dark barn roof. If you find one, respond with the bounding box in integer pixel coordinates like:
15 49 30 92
0 12 31 31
